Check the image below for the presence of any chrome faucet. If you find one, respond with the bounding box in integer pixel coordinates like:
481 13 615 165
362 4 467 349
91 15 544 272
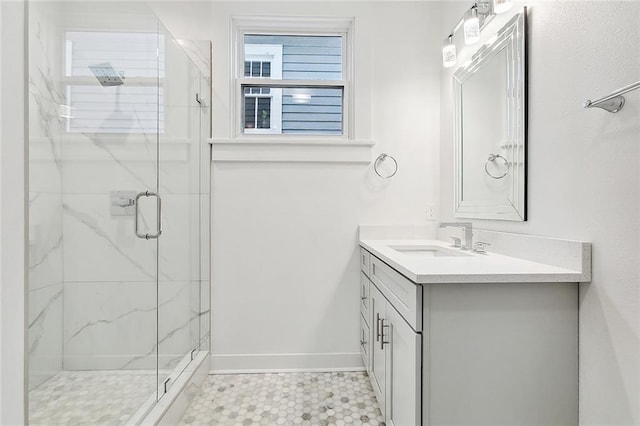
440 222 473 250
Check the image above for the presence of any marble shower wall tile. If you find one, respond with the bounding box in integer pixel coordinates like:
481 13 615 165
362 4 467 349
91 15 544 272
29 193 63 291
62 137 202 195
158 279 204 371
62 194 157 283
199 279 211 351
28 4 65 391
29 142 62 194
62 193 203 283
29 283 64 390
176 40 211 87
61 131 158 193
63 281 195 370
158 194 203 282
200 193 210 282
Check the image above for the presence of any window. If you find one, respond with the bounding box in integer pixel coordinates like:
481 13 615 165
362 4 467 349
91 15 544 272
235 19 352 137
64 31 165 134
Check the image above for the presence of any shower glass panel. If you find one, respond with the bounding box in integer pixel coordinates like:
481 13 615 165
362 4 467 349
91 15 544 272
156 23 211 393
27 2 210 424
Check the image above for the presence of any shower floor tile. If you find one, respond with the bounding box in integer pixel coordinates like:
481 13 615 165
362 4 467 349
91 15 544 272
29 370 158 425
178 371 385 426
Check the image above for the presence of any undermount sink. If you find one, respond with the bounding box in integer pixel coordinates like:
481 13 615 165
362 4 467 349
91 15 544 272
387 245 471 258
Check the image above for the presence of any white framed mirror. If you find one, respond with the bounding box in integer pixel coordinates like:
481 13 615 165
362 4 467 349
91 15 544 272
453 9 527 221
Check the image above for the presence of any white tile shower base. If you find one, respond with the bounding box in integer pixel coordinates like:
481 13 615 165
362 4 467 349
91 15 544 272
178 372 385 425
29 370 159 425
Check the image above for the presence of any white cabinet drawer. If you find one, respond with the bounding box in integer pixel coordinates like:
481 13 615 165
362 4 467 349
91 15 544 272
360 313 370 372
360 247 371 277
370 255 422 332
360 272 370 325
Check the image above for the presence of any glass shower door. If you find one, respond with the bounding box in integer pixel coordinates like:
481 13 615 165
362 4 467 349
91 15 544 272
155 25 207 396
60 18 164 408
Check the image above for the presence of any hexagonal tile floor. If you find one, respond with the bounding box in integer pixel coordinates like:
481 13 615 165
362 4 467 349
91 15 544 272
29 370 157 425
178 371 385 426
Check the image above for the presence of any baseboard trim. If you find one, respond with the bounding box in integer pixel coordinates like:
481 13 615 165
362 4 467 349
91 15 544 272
209 352 364 374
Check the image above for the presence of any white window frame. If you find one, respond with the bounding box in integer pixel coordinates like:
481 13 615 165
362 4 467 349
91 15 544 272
231 16 354 140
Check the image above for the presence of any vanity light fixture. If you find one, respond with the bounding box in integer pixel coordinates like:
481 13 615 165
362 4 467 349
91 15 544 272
442 35 457 68
463 6 481 45
493 0 514 14
441 0 504 68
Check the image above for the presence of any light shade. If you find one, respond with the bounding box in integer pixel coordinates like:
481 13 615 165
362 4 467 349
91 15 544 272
463 7 480 45
493 0 513 14
442 35 457 68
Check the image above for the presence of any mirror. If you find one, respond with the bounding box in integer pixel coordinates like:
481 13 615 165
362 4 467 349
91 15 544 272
454 10 527 221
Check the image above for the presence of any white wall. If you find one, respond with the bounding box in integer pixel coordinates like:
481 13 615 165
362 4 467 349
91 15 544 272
0 0 27 423
0 0 4 413
439 2 640 424
208 1 441 371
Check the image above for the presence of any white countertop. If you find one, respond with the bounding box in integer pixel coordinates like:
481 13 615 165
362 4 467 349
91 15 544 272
360 239 589 284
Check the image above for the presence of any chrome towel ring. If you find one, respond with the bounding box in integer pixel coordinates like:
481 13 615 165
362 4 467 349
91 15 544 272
484 154 509 179
374 153 398 179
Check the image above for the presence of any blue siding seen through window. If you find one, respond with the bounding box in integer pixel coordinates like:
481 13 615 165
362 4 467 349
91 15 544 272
244 35 342 80
282 88 342 135
244 34 343 135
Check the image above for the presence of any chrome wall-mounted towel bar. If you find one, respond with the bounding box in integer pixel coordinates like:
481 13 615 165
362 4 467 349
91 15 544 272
583 80 640 113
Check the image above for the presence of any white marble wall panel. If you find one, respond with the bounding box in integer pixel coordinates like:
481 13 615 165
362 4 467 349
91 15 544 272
61 139 202 195
61 134 159 194
158 281 202 371
28 3 65 392
198 280 210 351
62 194 158 283
29 143 62 194
29 193 63 291
62 193 201 282
158 194 202 283
63 281 196 370
199 194 210 281
185 280 211 355
29 283 63 390
176 40 211 87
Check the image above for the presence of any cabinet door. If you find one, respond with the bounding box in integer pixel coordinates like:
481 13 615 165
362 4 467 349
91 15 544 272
369 284 386 415
384 304 422 426
360 273 370 325
359 313 370 371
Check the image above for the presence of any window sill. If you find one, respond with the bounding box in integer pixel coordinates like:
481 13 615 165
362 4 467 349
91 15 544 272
209 138 375 163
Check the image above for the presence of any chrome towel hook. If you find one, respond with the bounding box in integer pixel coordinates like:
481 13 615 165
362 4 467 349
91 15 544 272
374 153 398 179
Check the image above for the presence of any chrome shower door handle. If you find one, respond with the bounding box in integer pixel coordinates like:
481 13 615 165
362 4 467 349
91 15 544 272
134 191 162 240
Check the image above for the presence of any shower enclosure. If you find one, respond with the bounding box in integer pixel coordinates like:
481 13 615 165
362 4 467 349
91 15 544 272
27 2 210 423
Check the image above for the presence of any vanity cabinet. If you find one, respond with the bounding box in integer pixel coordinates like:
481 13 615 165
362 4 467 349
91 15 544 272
370 283 422 425
362 256 422 425
359 245 579 426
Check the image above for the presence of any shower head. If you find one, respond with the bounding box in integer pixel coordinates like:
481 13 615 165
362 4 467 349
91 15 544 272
89 62 124 87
